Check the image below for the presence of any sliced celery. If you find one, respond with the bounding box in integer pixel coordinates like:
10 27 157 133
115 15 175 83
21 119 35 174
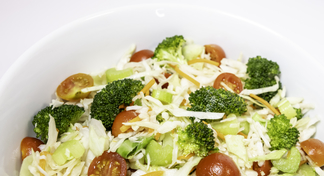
249 149 287 161
277 98 297 119
117 136 154 159
271 147 301 173
52 140 85 166
105 67 133 82
297 164 316 176
210 115 240 135
240 121 250 135
152 89 173 104
252 113 267 126
145 140 173 166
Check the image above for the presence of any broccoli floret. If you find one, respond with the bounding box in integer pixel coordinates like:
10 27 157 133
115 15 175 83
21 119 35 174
90 79 144 131
32 104 85 142
294 108 303 120
177 122 215 157
267 114 299 150
245 56 281 102
153 35 187 64
187 86 247 115
156 114 164 123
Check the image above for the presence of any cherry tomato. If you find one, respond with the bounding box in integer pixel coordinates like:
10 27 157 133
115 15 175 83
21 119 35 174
21 137 44 160
196 153 241 176
56 73 94 101
111 110 139 137
130 50 154 62
204 44 226 64
253 160 272 176
300 138 324 167
88 151 127 176
213 73 243 93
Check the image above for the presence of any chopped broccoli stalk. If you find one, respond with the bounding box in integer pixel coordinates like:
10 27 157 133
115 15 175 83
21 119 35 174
240 121 250 135
271 147 301 173
105 67 133 82
32 104 85 142
90 79 144 131
145 133 173 166
117 136 154 159
153 35 187 65
187 86 247 115
252 112 267 126
245 56 281 102
177 122 215 157
52 140 85 165
277 98 297 119
152 89 173 104
267 115 299 150
210 115 240 135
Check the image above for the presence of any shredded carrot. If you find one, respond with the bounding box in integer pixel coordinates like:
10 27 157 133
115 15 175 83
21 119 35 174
299 159 307 166
147 128 155 133
145 90 150 96
154 133 161 140
177 153 194 160
139 79 156 95
249 94 280 115
238 132 248 139
142 171 164 176
169 64 200 87
188 58 220 67
120 116 141 132
202 121 225 140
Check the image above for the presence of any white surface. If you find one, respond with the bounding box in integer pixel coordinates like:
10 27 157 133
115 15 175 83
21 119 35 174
1 1 324 175
1 0 324 79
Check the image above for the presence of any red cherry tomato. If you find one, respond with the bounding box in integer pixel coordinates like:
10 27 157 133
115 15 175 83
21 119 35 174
56 73 94 101
196 153 241 176
253 160 272 176
88 151 127 176
204 44 226 64
111 110 139 137
213 73 243 93
300 138 324 167
130 50 154 62
21 137 44 160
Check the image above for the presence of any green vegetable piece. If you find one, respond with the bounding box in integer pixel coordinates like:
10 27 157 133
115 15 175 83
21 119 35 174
244 56 281 102
277 98 297 119
297 164 316 176
117 136 154 159
187 87 247 115
267 114 299 150
182 44 204 61
152 89 173 104
153 35 187 65
249 149 287 161
52 140 85 166
177 122 215 157
145 140 173 166
90 79 144 131
240 121 250 135
117 140 138 158
252 113 267 126
19 155 33 176
106 67 133 82
210 115 240 135
271 147 301 173
32 104 85 142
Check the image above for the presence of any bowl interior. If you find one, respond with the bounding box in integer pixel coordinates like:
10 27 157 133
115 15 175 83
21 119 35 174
0 3 323 175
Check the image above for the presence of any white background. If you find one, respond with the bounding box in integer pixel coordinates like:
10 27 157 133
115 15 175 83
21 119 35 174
1 0 324 79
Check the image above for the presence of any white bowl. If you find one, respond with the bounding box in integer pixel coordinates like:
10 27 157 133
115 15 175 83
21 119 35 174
1 3 323 175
